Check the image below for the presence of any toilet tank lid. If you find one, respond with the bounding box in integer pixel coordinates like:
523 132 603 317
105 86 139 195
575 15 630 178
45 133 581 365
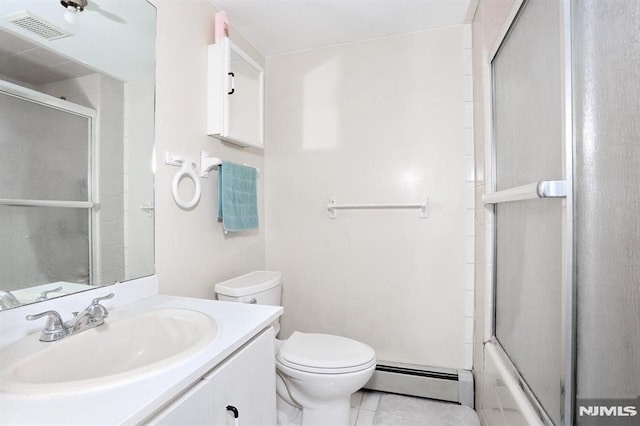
215 271 282 297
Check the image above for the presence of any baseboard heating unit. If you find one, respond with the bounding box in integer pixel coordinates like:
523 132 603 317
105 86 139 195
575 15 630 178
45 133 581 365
364 362 474 408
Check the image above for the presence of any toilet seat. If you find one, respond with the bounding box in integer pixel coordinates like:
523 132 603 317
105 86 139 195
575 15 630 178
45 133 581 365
277 332 376 374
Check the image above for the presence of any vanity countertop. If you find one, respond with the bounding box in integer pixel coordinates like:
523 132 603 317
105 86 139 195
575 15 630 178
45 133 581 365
0 294 282 425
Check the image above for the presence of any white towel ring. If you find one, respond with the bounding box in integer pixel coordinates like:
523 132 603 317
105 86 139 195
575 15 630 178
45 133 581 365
172 160 201 209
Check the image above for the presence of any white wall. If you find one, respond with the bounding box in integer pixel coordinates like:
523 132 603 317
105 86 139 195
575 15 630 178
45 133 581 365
265 27 474 369
151 0 266 299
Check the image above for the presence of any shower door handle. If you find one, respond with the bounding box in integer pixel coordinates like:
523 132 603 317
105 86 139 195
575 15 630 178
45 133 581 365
482 180 566 204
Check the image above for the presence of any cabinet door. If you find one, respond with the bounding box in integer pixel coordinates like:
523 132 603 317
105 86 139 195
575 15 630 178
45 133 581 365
207 328 276 426
207 38 264 149
146 379 211 426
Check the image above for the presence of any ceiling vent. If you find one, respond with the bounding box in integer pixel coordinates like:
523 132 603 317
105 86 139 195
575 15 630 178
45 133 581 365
3 11 72 40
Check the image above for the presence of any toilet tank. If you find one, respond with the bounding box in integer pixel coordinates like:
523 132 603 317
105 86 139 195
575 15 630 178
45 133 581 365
214 271 282 306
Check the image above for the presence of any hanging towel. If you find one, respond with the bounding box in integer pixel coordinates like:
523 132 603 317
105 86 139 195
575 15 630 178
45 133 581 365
217 161 258 232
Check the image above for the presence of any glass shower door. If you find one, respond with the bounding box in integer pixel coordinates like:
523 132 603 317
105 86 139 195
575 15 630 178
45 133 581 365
0 83 94 291
489 0 567 423
572 0 640 418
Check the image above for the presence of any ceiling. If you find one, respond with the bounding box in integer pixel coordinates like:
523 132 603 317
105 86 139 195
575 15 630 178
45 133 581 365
0 0 155 83
0 28 94 87
210 0 477 56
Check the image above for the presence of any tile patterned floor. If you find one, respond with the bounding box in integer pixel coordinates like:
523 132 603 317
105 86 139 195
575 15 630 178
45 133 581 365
350 390 480 426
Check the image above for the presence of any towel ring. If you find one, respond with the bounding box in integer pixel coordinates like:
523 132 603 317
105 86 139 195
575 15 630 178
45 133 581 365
172 160 201 209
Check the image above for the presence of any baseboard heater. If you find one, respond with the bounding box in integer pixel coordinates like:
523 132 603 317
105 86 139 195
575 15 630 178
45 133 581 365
364 361 474 408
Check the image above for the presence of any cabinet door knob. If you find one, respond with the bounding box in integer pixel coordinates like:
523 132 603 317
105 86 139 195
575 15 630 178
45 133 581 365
226 405 239 418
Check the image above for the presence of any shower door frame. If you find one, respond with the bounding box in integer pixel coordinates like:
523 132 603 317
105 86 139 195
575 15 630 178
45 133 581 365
483 0 575 424
0 80 98 287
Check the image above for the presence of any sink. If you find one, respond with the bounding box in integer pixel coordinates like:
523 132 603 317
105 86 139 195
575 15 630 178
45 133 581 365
0 308 217 394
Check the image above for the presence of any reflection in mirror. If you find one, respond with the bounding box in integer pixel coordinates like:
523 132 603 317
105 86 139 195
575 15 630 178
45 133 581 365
0 0 155 310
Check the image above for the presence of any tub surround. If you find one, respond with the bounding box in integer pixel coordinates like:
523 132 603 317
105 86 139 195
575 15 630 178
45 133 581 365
0 276 282 424
265 25 472 370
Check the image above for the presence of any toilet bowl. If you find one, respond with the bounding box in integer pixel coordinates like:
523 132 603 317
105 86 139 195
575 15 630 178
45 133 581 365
275 331 376 425
215 271 376 426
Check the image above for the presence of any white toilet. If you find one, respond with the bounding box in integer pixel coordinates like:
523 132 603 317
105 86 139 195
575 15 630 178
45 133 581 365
215 271 376 426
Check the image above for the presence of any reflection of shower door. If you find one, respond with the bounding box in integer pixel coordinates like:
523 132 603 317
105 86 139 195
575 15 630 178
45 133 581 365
0 81 95 290
487 0 570 424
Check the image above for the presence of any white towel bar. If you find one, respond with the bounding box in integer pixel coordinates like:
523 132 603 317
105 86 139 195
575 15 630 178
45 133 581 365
328 198 428 219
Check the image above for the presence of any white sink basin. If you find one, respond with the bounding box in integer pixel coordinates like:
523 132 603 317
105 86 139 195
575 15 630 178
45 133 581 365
0 308 217 394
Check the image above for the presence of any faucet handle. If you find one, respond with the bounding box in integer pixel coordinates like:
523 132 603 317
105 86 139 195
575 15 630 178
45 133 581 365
26 310 68 342
91 293 114 305
88 293 114 319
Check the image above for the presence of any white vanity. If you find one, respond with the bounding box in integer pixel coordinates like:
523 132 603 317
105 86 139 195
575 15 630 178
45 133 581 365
0 277 282 425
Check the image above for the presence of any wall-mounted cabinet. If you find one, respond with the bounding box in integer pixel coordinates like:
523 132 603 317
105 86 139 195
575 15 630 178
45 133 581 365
208 38 264 149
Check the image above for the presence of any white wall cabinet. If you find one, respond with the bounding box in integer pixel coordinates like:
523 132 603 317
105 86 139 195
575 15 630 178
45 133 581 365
208 38 264 149
147 327 276 425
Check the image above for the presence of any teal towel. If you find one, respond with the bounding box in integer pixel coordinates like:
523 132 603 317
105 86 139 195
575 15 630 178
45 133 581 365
217 161 258 232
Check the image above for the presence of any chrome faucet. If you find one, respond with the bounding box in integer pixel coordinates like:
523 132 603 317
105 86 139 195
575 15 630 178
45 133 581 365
26 293 114 342
0 290 21 310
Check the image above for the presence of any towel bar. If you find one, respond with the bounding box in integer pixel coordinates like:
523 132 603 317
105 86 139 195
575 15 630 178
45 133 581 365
328 198 428 219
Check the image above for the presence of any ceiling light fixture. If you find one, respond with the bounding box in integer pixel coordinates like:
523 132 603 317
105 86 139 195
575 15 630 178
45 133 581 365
60 0 88 24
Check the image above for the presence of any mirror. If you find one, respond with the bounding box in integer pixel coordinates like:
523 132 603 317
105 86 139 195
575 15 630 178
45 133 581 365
0 0 155 309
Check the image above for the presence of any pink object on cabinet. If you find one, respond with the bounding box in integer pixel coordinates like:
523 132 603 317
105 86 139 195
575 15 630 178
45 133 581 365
214 11 230 43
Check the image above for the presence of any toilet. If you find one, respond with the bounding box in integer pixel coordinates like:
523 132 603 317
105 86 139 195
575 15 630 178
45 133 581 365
215 271 376 426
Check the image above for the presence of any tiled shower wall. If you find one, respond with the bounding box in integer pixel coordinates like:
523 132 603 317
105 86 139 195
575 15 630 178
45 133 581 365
123 78 155 281
471 0 517 413
266 25 475 370
463 23 476 370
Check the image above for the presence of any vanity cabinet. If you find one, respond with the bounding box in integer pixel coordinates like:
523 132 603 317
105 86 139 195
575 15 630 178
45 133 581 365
146 380 211 425
208 38 264 149
147 327 276 425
